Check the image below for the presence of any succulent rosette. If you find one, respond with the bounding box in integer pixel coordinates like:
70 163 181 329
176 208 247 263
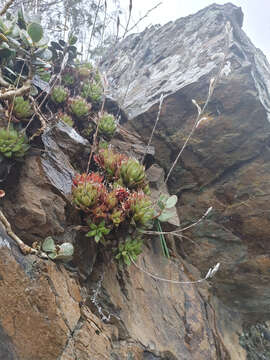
98 113 117 140
13 96 33 119
51 86 69 104
120 158 146 190
0 127 30 159
69 96 91 118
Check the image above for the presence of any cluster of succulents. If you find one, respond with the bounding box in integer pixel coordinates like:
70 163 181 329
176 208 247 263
51 86 69 104
98 113 117 140
12 97 33 119
94 148 128 180
72 171 153 230
0 127 30 159
69 96 91 118
81 81 103 103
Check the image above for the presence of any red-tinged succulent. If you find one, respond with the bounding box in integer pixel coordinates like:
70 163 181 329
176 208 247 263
72 172 105 211
94 148 127 179
72 172 103 187
114 187 130 203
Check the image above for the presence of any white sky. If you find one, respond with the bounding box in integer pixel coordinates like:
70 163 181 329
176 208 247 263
122 0 270 60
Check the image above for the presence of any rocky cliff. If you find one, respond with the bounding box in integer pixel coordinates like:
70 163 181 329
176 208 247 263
102 2 270 323
1 2 270 360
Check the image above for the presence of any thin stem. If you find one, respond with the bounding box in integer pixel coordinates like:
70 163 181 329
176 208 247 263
131 257 211 284
0 0 15 16
0 209 48 258
126 2 162 35
164 22 231 185
122 0 132 39
87 0 102 62
141 93 164 164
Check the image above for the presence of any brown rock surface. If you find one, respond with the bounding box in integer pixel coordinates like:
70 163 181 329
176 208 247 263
102 3 270 324
0 221 246 359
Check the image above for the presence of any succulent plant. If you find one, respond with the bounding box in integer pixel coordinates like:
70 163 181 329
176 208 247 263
51 86 68 104
110 208 125 227
94 148 127 179
69 97 91 118
0 127 30 158
115 236 143 266
13 96 33 119
81 81 103 103
72 173 105 211
128 192 154 228
42 236 74 261
120 158 146 190
98 113 117 140
58 112 74 127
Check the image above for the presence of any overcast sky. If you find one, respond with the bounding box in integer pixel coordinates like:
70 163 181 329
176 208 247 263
123 0 270 60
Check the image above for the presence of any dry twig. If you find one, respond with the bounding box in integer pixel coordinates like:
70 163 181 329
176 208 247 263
0 0 15 16
0 209 48 258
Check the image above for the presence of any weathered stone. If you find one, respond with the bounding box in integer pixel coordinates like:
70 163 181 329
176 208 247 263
102 3 270 323
2 155 67 243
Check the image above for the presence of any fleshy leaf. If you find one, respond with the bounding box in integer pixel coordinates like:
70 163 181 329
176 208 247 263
27 22 43 43
165 195 178 209
42 236 56 252
158 210 175 222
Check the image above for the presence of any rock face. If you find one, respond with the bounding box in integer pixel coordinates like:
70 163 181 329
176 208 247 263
3 2 270 359
0 120 246 359
102 3 270 323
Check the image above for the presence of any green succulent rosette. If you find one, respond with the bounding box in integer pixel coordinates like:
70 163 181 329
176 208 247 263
120 158 146 189
0 127 30 159
51 86 68 104
13 96 33 119
98 113 117 140
69 97 91 118
81 81 102 103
